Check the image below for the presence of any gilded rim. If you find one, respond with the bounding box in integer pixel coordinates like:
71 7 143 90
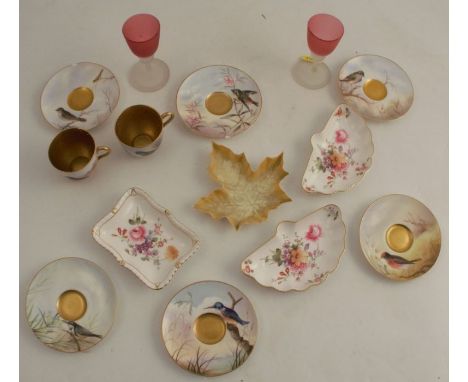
359 194 442 281
336 54 414 121
40 61 120 131
241 204 347 293
175 64 263 139
92 187 200 289
301 104 374 195
24 257 117 353
160 280 257 377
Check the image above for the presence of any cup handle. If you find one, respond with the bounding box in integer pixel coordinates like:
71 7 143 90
161 112 174 127
97 146 111 160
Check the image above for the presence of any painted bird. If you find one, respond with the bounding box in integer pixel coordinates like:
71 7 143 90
205 302 249 326
56 107 86 122
339 70 365 84
66 321 102 339
231 89 258 112
381 252 421 269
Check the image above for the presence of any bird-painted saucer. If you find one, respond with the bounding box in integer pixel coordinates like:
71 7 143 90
360 194 441 281
93 187 200 290
161 280 257 377
176 65 262 139
242 204 346 292
338 55 413 121
41 62 120 130
302 104 373 194
25 257 116 353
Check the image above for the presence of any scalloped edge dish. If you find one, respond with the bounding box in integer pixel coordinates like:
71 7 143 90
93 187 200 289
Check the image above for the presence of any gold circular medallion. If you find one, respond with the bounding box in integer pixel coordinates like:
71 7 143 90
385 224 414 253
363 78 387 101
193 313 226 345
57 290 87 321
67 87 94 111
205 92 233 115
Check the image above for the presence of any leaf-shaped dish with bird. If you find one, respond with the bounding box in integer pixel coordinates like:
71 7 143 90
25 257 116 353
161 280 257 377
338 55 413 121
242 204 346 292
302 104 373 194
176 65 262 139
360 194 441 280
93 187 200 289
41 62 119 130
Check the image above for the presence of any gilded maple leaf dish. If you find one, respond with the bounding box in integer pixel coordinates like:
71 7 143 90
26 257 116 353
242 205 346 292
360 194 441 281
41 62 120 130
93 187 200 289
302 104 373 194
176 65 262 139
194 143 291 230
338 55 413 121
162 281 257 377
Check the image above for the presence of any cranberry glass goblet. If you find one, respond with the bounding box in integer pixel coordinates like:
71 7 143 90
292 14 344 89
122 13 170 92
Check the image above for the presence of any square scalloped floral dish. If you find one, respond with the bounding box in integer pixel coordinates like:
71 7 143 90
93 187 200 289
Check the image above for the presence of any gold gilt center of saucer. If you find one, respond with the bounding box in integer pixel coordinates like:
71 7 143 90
386 224 414 253
56 290 87 321
363 79 387 101
193 313 226 345
67 87 94 111
205 92 233 115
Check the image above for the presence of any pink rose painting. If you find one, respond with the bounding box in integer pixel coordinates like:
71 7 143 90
306 224 322 241
129 226 146 242
335 129 348 143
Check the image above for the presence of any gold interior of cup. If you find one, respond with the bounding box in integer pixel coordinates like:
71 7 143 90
193 313 226 345
67 87 94 111
115 105 162 148
48 128 95 172
205 91 233 115
56 289 87 321
363 78 387 101
385 224 414 253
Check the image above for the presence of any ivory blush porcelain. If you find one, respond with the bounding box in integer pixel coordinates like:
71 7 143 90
25 257 116 353
360 194 441 281
242 204 346 292
302 104 373 194
41 62 119 130
177 65 262 139
338 55 414 120
162 281 257 376
93 187 200 289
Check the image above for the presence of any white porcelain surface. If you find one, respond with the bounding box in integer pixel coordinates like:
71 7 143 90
176 65 262 139
338 55 414 121
41 62 119 130
25 257 116 353
93 187 200 289
21 1 448 380
242 205 345 292
302 104 373 194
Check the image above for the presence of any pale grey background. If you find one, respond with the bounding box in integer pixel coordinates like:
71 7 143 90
20 0 448 381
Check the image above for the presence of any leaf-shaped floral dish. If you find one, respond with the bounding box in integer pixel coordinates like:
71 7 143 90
194 143 291 230
162 280 257 377
360 194 441 281
93 187 200 289
26 257 116 353
302 104 373 194
242 204 346 292
338 55 414 121
41 62 120 130
176 65 262 139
